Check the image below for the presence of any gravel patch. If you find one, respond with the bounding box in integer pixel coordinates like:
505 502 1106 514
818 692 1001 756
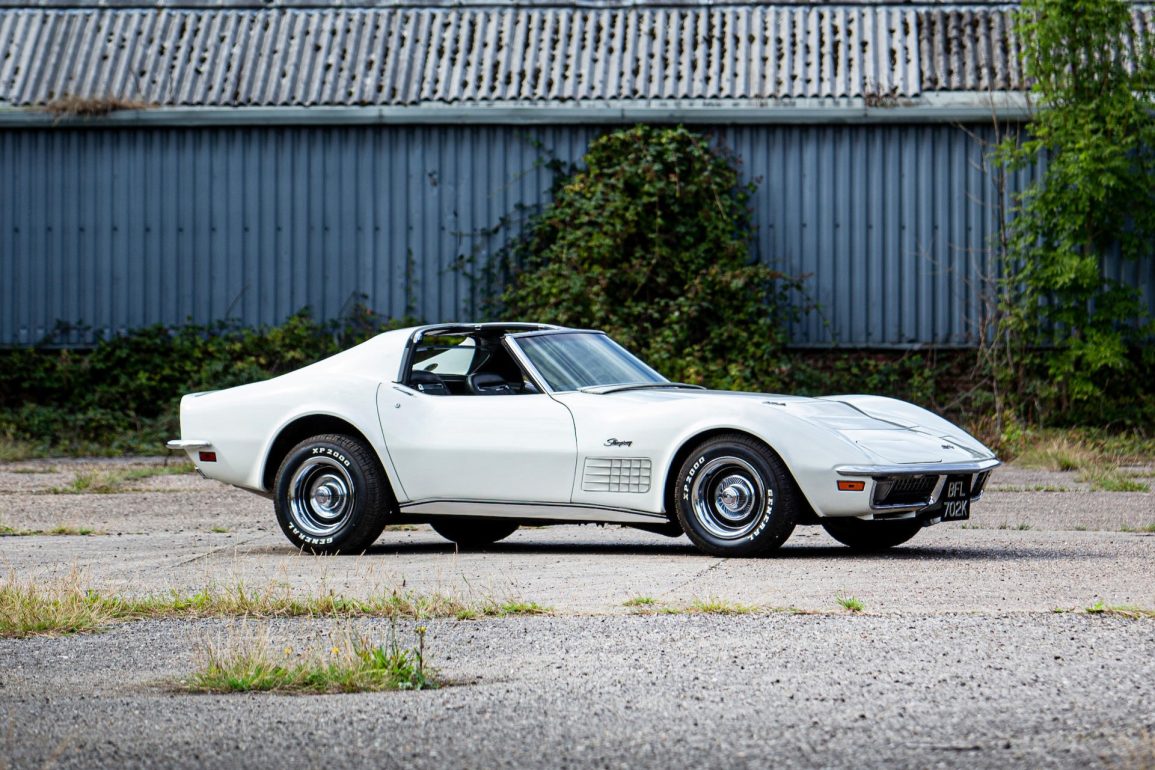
1 614 1153 770
2 458 1153 769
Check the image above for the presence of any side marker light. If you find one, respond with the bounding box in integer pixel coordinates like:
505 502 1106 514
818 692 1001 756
199 451 217 463
837 480 865 492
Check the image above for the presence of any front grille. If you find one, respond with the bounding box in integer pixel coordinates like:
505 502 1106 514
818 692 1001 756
873 475 938 508
582 458 652 493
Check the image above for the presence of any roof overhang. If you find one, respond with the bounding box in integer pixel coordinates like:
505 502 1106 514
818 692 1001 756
0 92 1032 127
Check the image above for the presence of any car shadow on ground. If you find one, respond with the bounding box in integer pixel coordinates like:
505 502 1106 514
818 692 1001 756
332 539 1087 561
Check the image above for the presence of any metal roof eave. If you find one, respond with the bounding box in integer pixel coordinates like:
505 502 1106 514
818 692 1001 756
0 93 1032 127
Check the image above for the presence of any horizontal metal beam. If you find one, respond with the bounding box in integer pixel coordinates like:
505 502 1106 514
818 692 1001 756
0 94 1032 128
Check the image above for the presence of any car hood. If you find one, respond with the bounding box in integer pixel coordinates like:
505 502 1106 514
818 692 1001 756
576 388 993 465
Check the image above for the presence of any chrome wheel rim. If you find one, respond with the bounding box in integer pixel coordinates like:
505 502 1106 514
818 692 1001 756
690 457 769 540
288 457 356 538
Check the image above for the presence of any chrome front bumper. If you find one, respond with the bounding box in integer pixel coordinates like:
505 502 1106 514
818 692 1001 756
834 458 1001 515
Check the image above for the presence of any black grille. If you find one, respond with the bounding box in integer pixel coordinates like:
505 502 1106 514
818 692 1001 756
970 471 991 500
873 475 938 508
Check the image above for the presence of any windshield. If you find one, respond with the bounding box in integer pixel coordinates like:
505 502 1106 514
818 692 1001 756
514 332 666 392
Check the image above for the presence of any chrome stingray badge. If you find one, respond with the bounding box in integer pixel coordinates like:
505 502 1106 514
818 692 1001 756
604 438 633 448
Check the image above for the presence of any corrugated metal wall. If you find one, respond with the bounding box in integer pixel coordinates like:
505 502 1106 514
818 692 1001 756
0 121 1085 348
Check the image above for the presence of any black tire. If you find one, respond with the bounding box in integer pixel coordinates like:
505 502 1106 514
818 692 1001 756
430 518 519 548
273 433 390 554
673 434 798 557
821 517 923 551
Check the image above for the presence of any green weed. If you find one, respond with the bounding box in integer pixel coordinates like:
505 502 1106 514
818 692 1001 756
685 597 758 615
837 596 865 613
1085 601 1155 619
623 596 658 608
187 623 438 694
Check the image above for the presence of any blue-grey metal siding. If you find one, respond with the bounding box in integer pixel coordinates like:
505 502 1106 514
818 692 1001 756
2 121 1120 349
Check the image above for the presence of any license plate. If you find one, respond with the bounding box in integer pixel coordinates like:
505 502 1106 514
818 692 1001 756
941 475 971 521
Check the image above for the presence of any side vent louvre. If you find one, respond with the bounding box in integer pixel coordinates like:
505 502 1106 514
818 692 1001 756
582 458 652 494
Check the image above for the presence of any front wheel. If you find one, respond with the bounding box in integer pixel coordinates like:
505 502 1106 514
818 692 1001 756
821 517 922 551
273 433 390 554
430 518 519 549
673 434 799 557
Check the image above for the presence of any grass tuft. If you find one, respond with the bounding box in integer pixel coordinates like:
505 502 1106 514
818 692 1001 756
0 524 101 537
2 575 552 636
1085 601 1155 619
623 596 659 608
837 596 865 613
490 600 551 616
0 438 50 462
46 463 194 495
1077 466 1151 493
1008 430 1154 492
187 623 438 694
0 572 116 638
684 597 758 615
1014 435 1097 471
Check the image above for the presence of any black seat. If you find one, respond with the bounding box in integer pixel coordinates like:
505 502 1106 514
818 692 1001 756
409 369 450 395
468 372 513 395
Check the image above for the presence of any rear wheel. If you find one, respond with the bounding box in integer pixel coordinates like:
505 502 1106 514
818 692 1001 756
430 518 519 548
273 433 390 554
673 434 798 557
821 517 922 551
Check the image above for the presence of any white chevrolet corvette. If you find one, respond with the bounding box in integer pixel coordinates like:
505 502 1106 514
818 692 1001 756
168 323 999 557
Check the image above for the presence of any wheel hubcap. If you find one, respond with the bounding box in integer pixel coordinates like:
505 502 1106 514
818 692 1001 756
288 457 356 538
691 458 769 540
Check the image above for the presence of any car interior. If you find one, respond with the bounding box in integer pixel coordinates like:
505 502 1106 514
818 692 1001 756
405 332 539 396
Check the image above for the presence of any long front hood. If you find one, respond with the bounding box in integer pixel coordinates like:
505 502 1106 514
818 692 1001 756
574 388 994 466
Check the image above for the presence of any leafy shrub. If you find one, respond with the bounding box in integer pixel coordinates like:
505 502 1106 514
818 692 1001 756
997 0 1155 422
497 125 805 391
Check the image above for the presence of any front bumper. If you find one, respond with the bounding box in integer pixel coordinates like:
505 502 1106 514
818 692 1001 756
835 458 1000 519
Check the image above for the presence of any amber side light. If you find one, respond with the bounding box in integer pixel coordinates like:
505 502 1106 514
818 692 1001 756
837 480 866 492
199 451 218 462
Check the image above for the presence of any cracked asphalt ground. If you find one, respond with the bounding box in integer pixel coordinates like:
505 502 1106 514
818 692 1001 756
1 459 1153 769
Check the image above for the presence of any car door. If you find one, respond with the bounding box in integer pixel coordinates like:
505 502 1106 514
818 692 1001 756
377 385 578 505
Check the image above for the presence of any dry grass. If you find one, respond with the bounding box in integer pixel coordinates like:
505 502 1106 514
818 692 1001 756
1014 435 1099 471
45 463 194 495
1076 466 1150 493
1004 428 1155 467
1011 432 1152 492
0 572 116 638
0 438 49 462
41 94 154 118
0 574 550 637
106 583 480 621
0 524 99 537
1108 729 1155 770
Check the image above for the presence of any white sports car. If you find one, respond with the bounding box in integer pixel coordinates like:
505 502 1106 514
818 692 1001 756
168 323 999 557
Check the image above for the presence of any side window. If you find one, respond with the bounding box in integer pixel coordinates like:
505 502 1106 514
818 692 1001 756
405 333 538 396
412 336 477 377
406 336 476 395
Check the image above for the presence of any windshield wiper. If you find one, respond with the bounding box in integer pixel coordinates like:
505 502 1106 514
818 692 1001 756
581 382 706 394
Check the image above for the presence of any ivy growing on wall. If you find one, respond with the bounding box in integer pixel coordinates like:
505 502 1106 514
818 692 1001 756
998 0 1155 424
497 125 804 391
